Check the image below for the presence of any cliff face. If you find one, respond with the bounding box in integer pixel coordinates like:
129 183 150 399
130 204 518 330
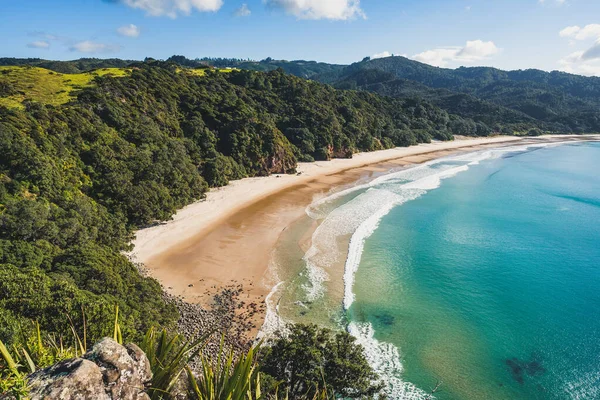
259 125 297 175
25 338 152 400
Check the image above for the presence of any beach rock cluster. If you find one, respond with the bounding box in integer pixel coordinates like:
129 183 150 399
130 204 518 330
133 258 264 365
26 338 152 400
166 284 262 356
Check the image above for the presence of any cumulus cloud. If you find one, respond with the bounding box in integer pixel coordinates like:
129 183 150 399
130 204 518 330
559 24 600 40
27 41 50 49
264 0 365 20
117 0 223 18
372 51 392 59
70 41 121 53
117 24 141 37
234 3 251 16
412 40 500 67
558 24 600 76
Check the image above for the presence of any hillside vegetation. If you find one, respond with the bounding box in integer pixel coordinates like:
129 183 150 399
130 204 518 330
0 57 134 74
4 55 597 134
0 66 130 109
317 56 600 134
168 55 599 134
0 62 476 347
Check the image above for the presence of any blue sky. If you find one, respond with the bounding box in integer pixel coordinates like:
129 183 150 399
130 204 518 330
1 0 600 75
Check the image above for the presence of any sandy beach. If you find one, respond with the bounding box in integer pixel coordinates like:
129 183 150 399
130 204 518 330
129 137 520 303
129 135 598 329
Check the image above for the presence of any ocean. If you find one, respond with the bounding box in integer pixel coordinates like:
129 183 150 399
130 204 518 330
265 140 600 399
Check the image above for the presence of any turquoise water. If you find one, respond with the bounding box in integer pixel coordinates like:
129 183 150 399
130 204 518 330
349 142 600 399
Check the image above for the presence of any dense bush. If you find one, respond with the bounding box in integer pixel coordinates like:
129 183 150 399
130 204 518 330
260 324 382 399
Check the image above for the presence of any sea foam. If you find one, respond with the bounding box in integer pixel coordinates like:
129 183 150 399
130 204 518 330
348 322 430 399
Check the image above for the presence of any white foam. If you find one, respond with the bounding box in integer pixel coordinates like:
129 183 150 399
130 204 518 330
348 322 431 399
302 188 412 301
342 164 475 310
343 188 422 310
257 258 288 339
257 281 287 339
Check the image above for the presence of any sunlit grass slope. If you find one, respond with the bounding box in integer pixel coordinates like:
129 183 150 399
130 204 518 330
0 66 130 109
0 66 240 109
177 67 237 77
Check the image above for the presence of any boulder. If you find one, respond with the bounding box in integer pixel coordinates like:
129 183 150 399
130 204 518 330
28 358 110 400
84 338 152 400
27 338 152 400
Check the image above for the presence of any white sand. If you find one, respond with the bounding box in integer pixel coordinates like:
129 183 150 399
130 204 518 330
129 136 522 264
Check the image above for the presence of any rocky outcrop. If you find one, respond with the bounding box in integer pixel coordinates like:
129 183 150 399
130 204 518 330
27 338 152 400
27 358 109 400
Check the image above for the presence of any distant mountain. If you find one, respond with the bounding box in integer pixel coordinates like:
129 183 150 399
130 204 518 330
189 56 346 79
332 69 535 132
312 56 600 133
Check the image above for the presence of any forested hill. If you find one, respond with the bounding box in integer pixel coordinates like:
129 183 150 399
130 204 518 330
0 62 476 343
166 55 600 134
313 56 600 134
180 54 600 134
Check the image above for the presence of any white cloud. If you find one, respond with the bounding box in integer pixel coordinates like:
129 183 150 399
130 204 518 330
559 24 600 40
413 48 458 67
456 40 500 61
412 40 500 67
372 51 392 59
121 0 223 18
558 52 600 76
70 41 121 53
558 24 600 76
27 41 50 49
117 24 141 37
234 3 251 16
264 0 365 20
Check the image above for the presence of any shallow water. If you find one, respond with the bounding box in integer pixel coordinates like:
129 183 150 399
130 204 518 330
269 141 600 399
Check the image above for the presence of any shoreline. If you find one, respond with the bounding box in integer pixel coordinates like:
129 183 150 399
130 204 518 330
129 135 598 334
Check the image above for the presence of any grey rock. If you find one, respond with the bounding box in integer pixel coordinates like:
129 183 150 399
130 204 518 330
84 338 152 400
27 338 152 400
28 358 110 400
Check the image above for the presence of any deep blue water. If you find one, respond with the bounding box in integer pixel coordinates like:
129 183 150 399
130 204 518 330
350 142 600 399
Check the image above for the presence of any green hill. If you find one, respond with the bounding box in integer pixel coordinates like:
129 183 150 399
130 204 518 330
0 66 130 108
313 56 600 133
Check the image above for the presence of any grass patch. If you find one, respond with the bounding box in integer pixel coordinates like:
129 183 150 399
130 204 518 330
177 67 238 77
0 66 130 109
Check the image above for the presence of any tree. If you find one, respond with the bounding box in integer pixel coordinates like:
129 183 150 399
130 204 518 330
259 324 382 399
